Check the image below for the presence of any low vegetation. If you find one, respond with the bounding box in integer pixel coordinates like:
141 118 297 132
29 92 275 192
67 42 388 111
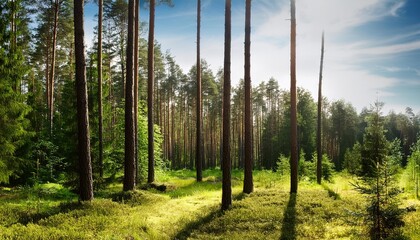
1 170 419 239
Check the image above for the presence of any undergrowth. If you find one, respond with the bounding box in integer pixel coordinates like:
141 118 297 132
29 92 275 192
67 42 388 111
0 170 415 239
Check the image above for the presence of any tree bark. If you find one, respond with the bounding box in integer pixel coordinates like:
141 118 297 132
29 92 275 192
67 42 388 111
147 0 156 183
49 0 59 134
196 0 203 182
74 0 94 201
98 0 104 178
124 0 136 191
134 0 139 184
316 32 324 184
222 0 232 211
243 0 253 194
290 0 298 194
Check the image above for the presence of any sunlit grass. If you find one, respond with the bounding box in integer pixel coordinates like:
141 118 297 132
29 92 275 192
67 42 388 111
0 170 418 239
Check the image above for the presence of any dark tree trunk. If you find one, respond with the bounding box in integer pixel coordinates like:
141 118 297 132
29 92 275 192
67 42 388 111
316 32 325 184
290 0 298 194
98 0 104 178
74 0 94 201
124 0 136 191
243 0 253 194
196 0 203 182
147 0 156 183
222 0 232 211
134 0 139 184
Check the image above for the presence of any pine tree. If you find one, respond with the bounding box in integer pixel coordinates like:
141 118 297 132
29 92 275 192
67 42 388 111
243 0 253 194
124 0 136 191
74 0 94 201
0 1 30 183
196 0 203 182
221 0 232 211
316 32 324 184
147 0 156 184
354 101 405 239
290 0 298 194
97 0 104 178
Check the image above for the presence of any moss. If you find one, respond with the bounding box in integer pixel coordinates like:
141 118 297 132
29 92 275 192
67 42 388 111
0 171 417 239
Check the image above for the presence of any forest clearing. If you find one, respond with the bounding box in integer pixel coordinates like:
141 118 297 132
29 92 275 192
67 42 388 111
1 170 420 239
2 0 420 239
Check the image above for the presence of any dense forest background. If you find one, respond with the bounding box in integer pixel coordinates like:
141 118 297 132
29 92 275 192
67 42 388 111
1 0 419 186
2 0 420 239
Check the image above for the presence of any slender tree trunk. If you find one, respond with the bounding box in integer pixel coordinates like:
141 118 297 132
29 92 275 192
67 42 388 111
49 0 59 135
196 0 203 182
147 0 156 183
74 0 94 201
290 0 298 194
134 0 139 184
243 0 253 194
124 0 136 191
98 0 104 178
222 0 232 211
45 38 50 112
316 32 324 184
10 0 18 91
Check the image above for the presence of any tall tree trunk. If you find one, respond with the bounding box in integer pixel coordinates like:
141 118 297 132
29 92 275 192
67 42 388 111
134 0 140 184
196 0 203 182
45 38 50 113
124 0 136 191
243 0 253 194
222 0 232 211
74 0 94 201
98 0 104 178
147 0 156 183
10 0 18 91
49 0 59 135
316 32 325 184
290 0 298 194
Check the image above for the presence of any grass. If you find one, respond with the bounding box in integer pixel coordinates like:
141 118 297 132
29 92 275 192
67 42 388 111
0 170 418 239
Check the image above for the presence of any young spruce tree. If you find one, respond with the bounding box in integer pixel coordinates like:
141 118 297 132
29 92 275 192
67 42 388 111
354 101 405 239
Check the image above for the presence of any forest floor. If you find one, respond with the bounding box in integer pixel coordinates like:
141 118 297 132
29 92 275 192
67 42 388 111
1 170 420 239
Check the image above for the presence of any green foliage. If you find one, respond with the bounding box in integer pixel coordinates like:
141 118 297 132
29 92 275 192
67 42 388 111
389 138 403 167
189 187 364 239
353 162 405 239
277 152 334 182
344 142 362 175
30 140 64 183
2 170 420 239
353 102 405 239
276 154 290 176
361 102 390 177
319 154 335 182
0 1 31 183
403 137 420 198
328 100 359 170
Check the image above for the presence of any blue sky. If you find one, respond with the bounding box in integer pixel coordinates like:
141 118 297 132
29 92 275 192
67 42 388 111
85 0 420 114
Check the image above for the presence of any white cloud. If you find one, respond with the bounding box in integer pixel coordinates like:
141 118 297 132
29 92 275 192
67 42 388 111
389 1 406 17
151 0 412 113
245 0 410 112
356 40 420 57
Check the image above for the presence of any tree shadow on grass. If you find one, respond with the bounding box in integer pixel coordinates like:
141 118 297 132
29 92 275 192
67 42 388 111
173 205 222 240
280 193 297 240
321 183 341 200
173 191 250 240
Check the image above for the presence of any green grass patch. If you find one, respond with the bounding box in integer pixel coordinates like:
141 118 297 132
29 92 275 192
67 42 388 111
0 170 417 239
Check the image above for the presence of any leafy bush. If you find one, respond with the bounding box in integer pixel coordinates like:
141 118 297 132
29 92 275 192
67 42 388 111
276 154 290 176
344 142 362 175
276 152 334 182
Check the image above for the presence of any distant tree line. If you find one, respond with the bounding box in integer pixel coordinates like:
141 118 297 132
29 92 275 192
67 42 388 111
1 0 420 204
